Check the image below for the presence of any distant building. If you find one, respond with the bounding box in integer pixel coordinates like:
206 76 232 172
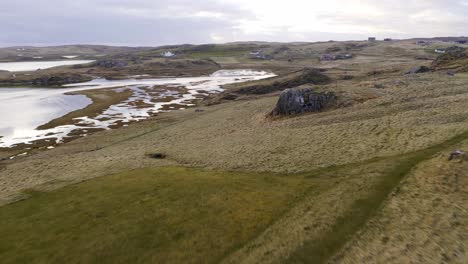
384 38 392 41
368 37 376 41
162 51 175 57
435 48 446 54
249 51 271 60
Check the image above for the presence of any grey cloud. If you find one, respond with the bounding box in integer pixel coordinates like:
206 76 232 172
0 0 247 46
0 0 467 46
316 0 468 38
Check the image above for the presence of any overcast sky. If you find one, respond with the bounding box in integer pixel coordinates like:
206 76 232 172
1 0 467 47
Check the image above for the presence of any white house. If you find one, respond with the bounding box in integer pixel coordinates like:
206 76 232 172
162 51 175 57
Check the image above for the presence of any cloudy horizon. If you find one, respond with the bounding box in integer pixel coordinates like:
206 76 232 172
1 0 467 47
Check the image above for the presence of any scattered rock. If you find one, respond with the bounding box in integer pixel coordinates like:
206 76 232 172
405 66 430 75
219 93 238 100
415 56 432 60
374 84 385 89
447 70 456 76
368 70 384 76
448 150 466 161
270 87 336 116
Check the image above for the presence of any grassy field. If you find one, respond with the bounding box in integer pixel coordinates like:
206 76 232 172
332 139 468 263
288 131 468 263
1 135 466 263
0 40 467 263
0 167 315 264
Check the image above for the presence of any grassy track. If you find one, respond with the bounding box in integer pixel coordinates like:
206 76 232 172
287 131 468 263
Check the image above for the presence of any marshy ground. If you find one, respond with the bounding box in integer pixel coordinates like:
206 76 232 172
0 39 467 263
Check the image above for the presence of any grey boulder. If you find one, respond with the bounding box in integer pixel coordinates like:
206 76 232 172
270 88 336 116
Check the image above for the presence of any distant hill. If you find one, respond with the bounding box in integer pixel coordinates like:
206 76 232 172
409 36 468 42
0 45 150 62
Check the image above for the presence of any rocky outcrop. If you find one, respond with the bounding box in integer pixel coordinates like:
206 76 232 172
32 74 92 86
234 68 331 95
442 46 466 59
433 46 466 66
148 59 219 69
432 46 468 72
270 88 336 116
405 66 430 74
93 60 128 68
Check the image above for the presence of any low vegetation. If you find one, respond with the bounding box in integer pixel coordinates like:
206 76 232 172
1 39 467 263
432 46 467 72
0 167 314 264
225 68 330 95
289 131 468 263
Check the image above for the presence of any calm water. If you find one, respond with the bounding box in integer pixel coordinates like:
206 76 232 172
0 60 94 72
0 70 275 148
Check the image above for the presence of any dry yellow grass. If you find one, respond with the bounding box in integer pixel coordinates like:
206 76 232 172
220 158 399 263
1 73 468 204
331 140 468 264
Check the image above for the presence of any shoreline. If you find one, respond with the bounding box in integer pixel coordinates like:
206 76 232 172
36 88 134 130
0 69 275 158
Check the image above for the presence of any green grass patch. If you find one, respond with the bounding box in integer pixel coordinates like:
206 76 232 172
287 131 468 263
0 167 313 264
